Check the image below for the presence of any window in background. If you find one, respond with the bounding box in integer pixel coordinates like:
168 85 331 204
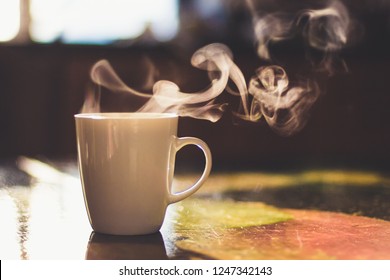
0 0 20 42
29 0 179 44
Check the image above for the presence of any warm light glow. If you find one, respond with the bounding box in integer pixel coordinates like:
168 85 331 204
29 0 179 44
0 0 20 42
0 190 20 259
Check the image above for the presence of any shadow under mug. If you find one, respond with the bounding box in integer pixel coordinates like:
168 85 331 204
75 113 212 235
86 231 168 260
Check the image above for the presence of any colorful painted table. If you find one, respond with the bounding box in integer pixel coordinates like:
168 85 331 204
1 157 390 259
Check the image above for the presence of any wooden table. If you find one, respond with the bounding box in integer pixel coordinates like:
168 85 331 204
1 157 390 259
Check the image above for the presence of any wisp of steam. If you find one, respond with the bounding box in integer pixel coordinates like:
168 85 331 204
248 0 352 74
83 42 318 136
82 0 353 136
84 43 246 123
248 66 319 136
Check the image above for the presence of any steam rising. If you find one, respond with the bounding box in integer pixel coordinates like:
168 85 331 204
82 0 353 136
83 43 318 136
250 0 352 73
248 66 319 135
85 43 247 123
300 1 350 52
252 13 293 60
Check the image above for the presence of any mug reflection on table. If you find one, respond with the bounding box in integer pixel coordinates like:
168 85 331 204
86 231 168 260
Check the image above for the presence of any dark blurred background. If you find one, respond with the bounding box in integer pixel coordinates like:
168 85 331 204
0 0 389 171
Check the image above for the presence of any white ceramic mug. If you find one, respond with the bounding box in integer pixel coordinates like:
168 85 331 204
75 113 211 235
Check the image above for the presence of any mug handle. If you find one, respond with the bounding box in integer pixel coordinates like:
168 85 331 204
167 136 212 204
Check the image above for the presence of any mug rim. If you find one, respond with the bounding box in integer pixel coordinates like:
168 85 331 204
74 112 178 120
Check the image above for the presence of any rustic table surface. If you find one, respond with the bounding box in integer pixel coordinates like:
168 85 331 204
1 157 390 260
